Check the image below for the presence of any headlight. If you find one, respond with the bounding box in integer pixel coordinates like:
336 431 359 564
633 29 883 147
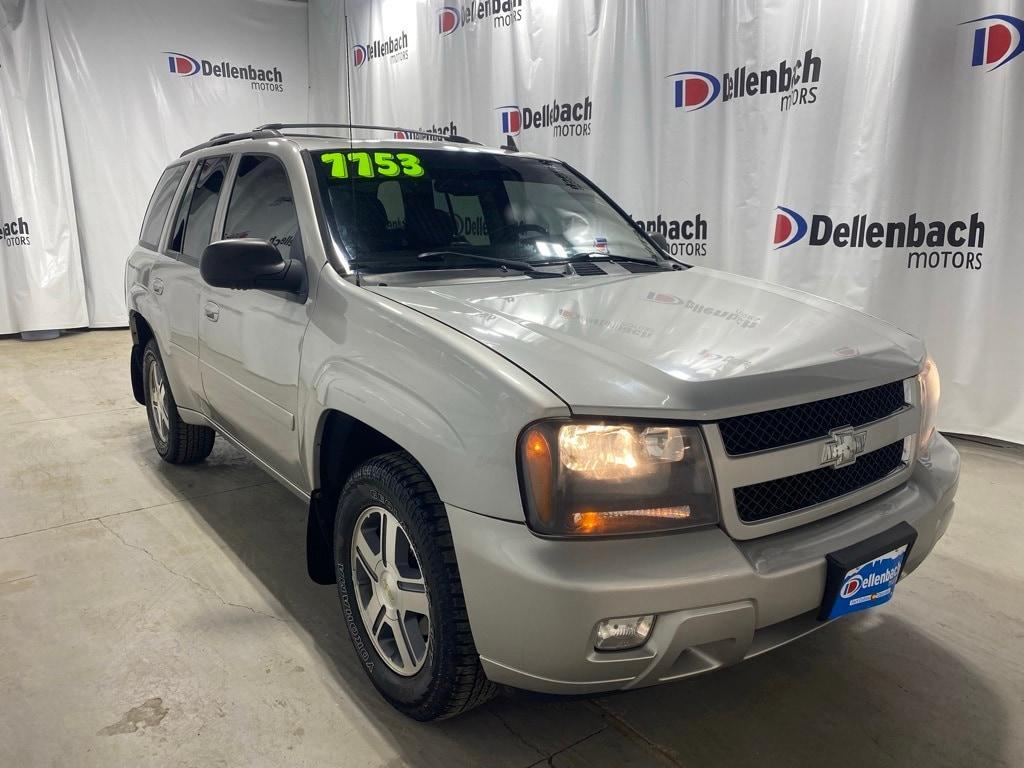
518 420 719 536
917 356 941 458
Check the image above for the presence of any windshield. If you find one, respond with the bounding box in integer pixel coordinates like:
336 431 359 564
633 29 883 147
311 147 661 273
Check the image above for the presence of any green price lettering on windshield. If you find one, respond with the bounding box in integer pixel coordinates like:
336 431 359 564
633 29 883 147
320 151 425 179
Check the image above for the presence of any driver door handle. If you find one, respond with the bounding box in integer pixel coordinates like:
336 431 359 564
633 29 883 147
204 302 220 322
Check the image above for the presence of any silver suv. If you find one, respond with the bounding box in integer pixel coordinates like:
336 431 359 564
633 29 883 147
126 123 959 720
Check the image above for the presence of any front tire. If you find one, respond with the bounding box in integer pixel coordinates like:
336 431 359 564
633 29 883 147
334 452 496 720
142 340 215 464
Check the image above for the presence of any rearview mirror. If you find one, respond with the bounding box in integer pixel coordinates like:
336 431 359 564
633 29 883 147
200 238 304 293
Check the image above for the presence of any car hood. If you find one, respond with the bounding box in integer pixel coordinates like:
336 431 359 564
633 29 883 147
368 267 925 419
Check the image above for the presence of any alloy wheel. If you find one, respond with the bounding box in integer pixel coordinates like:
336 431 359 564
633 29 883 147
147 357 170 444
350 505 431 676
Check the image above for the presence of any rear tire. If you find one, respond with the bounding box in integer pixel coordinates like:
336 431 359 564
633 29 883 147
334 451 496 720
142 340 215 464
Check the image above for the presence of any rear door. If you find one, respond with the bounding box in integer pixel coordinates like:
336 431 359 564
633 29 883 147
148 156 229 411
197 153 310 487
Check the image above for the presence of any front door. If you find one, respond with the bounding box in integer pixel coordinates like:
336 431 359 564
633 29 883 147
198 153 310 488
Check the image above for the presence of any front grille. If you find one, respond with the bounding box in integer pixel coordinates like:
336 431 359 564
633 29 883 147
719 381 906 456
734 440 905 523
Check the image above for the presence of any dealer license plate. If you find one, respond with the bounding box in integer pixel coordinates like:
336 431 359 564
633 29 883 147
818 522 917 621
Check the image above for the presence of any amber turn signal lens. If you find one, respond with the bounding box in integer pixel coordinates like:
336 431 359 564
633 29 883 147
522 426 555 525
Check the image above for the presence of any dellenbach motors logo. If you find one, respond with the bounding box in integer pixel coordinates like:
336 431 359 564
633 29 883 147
496 97 593 138
352 31 409 67
2 214 31 248
394 120 460 140
772 206 986 270
962 14 1024 70
164 51 284 92
439 1 524 36
669 49 821 113
634 213 709 258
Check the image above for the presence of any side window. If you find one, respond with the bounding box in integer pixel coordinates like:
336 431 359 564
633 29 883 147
139 164 186 249
167 155 229 260
223 155 299 260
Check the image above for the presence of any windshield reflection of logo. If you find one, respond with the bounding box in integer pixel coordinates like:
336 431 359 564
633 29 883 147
667 70 721 111
438 6 461 35
962 14 1024 70
773 206 808 249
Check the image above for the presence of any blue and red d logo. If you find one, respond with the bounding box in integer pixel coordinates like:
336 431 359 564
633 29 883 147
165 52 200 76
773 206 808 249
497 106 522 135
963 14 1024 71
667 70 721 112
438 6 461 36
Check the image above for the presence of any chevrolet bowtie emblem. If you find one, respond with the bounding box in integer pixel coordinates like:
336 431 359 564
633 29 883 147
821 426 868 469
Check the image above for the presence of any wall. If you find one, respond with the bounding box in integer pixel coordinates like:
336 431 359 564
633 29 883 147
314 0 1024 444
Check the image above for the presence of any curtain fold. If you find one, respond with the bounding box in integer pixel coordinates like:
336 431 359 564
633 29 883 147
0 0 87 334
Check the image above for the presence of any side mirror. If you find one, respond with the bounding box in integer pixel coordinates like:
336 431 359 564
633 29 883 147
200 238 304 293
647 232 671 253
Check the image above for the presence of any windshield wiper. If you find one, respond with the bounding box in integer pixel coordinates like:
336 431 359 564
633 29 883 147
416 250 561 277
568 252 668 267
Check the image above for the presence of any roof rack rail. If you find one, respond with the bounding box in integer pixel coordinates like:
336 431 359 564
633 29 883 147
255 122 478 145
180 128 282 157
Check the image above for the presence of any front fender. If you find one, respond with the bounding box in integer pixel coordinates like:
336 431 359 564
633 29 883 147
298 268 568 522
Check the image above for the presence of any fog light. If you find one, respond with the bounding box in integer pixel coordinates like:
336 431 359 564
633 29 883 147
594 615 655 651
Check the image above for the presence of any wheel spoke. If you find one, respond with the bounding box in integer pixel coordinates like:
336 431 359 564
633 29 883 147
354 528 381 579
397 584 428 617
389 617 416 670
382 511 399 569
370 602 386 634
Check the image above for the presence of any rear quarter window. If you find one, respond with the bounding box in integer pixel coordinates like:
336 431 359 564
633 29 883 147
139 164 187 250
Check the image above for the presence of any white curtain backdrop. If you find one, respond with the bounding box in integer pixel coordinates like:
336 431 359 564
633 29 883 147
47 0 310 328
314 0 1024 445
0 0 86 334
2 0 1021 444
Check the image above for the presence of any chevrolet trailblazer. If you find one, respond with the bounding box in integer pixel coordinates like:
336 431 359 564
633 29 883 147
125 123 959 720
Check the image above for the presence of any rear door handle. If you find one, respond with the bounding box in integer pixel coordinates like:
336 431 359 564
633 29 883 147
204 302 220 322
152 277 164 295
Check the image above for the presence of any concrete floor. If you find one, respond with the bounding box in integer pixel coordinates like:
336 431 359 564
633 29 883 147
1 329 1021 768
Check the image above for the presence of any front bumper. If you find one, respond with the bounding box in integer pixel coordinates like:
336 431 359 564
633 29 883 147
447 434 960 695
